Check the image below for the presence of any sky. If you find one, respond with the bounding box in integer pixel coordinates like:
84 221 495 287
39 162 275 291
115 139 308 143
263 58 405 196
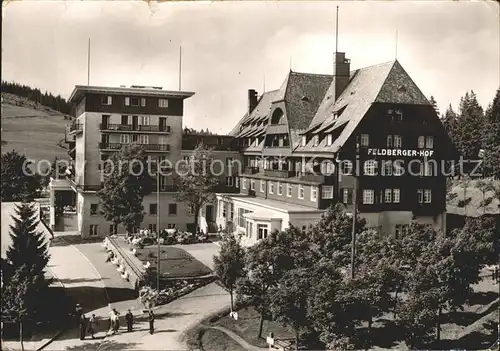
2 1 499 134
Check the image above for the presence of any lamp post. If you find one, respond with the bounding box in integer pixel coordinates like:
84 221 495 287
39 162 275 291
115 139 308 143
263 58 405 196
156 162 160 293
351 136 360 280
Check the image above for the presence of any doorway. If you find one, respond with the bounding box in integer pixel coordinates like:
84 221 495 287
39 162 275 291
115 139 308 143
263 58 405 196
206 205 214 222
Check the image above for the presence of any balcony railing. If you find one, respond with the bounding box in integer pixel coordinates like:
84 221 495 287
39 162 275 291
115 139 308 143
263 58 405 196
99 143 170 152
243 167 259 174
99 124 171 133
264 169 296 178
297 172 335 184
69 123 83 134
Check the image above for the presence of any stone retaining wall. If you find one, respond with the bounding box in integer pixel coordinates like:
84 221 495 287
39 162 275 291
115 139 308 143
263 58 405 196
103 236 146 290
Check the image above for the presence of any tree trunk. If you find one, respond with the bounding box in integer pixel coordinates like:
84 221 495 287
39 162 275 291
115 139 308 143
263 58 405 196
368 315 373 331
393 284 400 318
295 328 299 351
257 313 264 339
229 290 234 311
19 321 24 351
194 207 201 232
436 306 442 341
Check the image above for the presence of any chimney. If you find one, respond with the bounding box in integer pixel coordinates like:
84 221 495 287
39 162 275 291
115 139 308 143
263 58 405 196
248 89 258 115
333 52 350 101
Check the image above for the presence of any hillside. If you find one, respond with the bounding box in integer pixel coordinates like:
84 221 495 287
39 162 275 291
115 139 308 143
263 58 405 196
1 93 71 162
447 179 500 217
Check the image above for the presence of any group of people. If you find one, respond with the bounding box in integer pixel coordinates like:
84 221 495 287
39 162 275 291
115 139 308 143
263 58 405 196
76 305 137 340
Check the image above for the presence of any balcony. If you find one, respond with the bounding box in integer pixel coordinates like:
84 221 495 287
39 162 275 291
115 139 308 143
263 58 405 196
99 124 171 133
264 169 296 178
69 123 83 135
243 167 260 174
99 143 170 152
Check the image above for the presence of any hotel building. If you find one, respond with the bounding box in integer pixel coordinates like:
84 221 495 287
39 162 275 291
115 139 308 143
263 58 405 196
213 52 456 246
50 85 241 237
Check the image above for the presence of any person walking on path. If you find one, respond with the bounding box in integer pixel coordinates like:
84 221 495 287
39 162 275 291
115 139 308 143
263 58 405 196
79 314 87 340
112 308 121 333
148 310 155 335
75 303 83 326
125 309 134 332
88 314 98 339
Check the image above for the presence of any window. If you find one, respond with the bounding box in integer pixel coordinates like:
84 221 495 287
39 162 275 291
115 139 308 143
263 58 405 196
139 116 150 125
326 134 333 146
159 136 167 145
222 203 227 218
242 179 247 190
298 185 304 199
149 204 157 215
278 182 283 195
251 180 255 191
426 136 434 149
141 97 146 107
393 109 403 122
387 135 393 147
158 99 169 108
130 97 139 107
384 189 393 203
417 189 423 203
89 224 98 236
109 224 117 235
167 223 176 229
301 135 307 147
226 157 233 168
343 188 353 204
230 203 234 220
383 161 393 176
395 224 409 238
148 223 157 232
364 160 377 176
287 184 292 197
394 135 402 148
235 177 240 188
394 161 404 176
313 135 319 147
101 96 112 105
139 135 149 144
423 162 434 176
168 204 177 215
269 182 274 194
393 189 401 203
226 177 233 186
120 134 130 144
360 134 369 147
310 186 318 201
424 189 432 203
363 189 374 204
418 136 425 149
90 204 98 215
257 224 268 240
322 186 333 199
341 161 353 175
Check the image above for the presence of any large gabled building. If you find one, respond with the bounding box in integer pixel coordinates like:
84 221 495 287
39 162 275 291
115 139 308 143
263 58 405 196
213 52 456 246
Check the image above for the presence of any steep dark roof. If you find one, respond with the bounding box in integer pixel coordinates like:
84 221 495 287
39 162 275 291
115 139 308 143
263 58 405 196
297 60 431 153
280 72 333 130
231 90 278 137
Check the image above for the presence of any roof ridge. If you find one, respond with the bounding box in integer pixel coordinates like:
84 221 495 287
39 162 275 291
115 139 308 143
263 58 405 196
290 71 333 78
352 60 396 72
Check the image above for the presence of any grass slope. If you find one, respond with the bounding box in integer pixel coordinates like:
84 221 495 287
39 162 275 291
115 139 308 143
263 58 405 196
1 93 70 162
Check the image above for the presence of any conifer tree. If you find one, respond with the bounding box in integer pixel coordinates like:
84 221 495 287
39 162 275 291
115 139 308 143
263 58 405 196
483 88 500 178
1 150 43 202
6 203 50 281
429 95 439 116
454 91 485 160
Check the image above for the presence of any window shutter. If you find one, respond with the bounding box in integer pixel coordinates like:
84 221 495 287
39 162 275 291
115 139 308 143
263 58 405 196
347 189 353 204
141 97 146 107
125 97 130 106
107 96 112 105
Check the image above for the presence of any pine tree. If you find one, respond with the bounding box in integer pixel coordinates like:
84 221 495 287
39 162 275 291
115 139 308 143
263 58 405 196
6 203 50 280
1 150 43 202
454 91 485 160
483 88 500 178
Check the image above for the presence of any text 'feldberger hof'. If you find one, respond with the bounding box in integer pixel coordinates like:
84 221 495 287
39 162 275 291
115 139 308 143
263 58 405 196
367 148 434 157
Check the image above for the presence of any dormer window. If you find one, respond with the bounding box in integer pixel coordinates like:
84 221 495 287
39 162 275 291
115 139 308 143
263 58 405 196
271 108 284 125
301 135 307 147
301 96 309 102
326 134 333 146
313 135 319 147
